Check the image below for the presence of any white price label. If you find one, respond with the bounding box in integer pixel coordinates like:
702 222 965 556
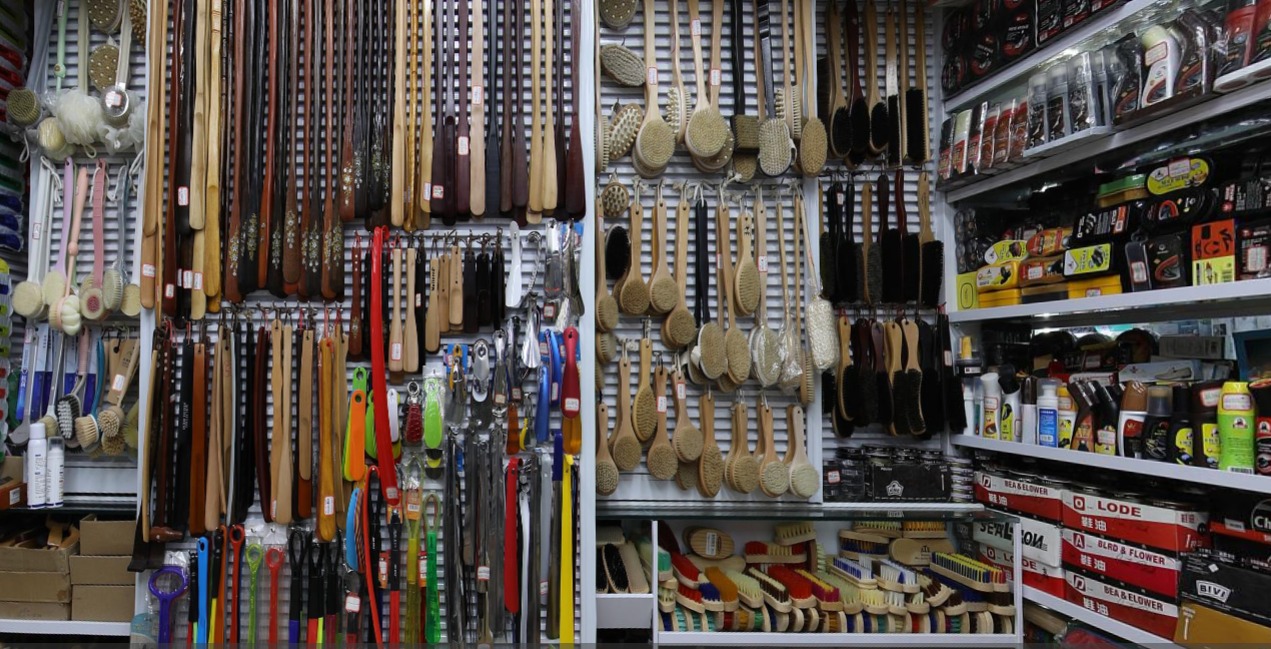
564 397 580 412
432 184 445 200
112 373 126 392
182 270 194 289
391 343 402 361
415 294 422 308
757 255 768 273
676 382 686 401
458 136 470 156
657 396 667 413
105 92 121 108
164 283 175 298
178 187 189 206
142 263 156 278
691 19 701 36
423 183 433 199
193 272 203 291
477 566 491 581
473 85 484 106
345 595 361 613
710 68 721 87
646 67 658 86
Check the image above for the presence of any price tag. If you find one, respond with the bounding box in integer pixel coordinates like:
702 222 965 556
676 381 686 401
378 555 389 589
477 566 490 581
646 67 658 86
432 184 445 200
710 68 721 87
344 595 361 613
656 396 667 413
112 373 126 393
193 272 203 291
182 270 194 289
691 19 701 36
418 554 427 579
323 497 334 516
494 392 506 406
164 283 175 298
565 397 580 412
105 92 121 108
31 222 42 241
415 294 423 308
178 187 189 206
391 343 402 361
758 255 769 273
424 182 433 199
142 263 156 278
704 532 718 556
473 85 484 106
458 136 470 156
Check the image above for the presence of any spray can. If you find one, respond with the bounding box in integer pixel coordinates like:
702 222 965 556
1190 381 1222 470
1021 377 1039 445
981 373 1002 439
1219 381 1256 473
1168 384 1194 466
1038 380 1060 447
46 437 64 508
1093 382 1120 455
26 422 47 509
1068 381 1097 453
1251 379 1271 476
1057 385 1077 449
1118 381 1148 459
1143 385 1174 462
999 367 1022 443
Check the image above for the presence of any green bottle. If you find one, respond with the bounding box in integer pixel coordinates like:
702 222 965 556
1219 381 1255 473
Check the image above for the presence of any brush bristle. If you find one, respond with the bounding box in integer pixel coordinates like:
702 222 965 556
887 96 903 167
619 278 650 316
892 369 911 435
673 423 704 463
731 453 760 494
869 104 889 152
665 309 697 349
732 116 760 152
903 234 921 303
596 296 619 332
851 101 871 158
608 105 643 159
866 246 882 306
632 387 656 442
726 569 764 608
647 442 678 480
698 325 727 380
649 277 679 315
600 45 647 87
762 461 790 497
725 333 751 383
735 264 761 315
830 108 852 158
920 241 944 308
769 566 813 601
686 111 729 158
74 415 99 451
635 120 675 173
596 458 620 495
775 522 816 545
612 434 642 471
799 120 828 176
875 370 893 428
748 567 789 603
906 90 929 165
906 369 926 436
8 87 40 127
672 552 701 584
882 231 903 304
697 442 724 497
604 226 630 278
731 153 757 183
758 121 793 177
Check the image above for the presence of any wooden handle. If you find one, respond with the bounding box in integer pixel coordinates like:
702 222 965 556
527 0 544 221
863 2 880 104
389 247 404 373
270 322 293 524
541 0 557 214
470 0 486 218
190 230 206 319
390 0 407 227
448 247 463 328
425 258 441 352
203 0 223 298
317 339 336 541
404 248 420 372
415 0 434 220
140 227 157 309
918 172 933 243
297 330 315 521
914 3 928 94
188 0 209 232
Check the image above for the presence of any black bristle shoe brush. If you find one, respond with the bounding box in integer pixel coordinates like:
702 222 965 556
836 181 858 305
897 168 921 303
918 172 944 308
919 320 944 436
853 319 876 427
878 174 903 305
821 184 840 303
873 320 894 432
906 2 930 166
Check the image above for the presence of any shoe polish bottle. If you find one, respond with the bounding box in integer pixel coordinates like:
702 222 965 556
1190 380 1222 469
1168 384 1195 466
1143 385 1175 462
1117 381 1148 459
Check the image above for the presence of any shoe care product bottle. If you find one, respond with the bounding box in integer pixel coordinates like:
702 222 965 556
1219 381 1256 473
46 436 63 508
1021 376 1039 444
1093 382 1120 455
980 373 1002 439
1168 384 1195 465
1251 379 1271 476
25 421 47 509
1143 385 1174 461
999 367 1022 443
1067 381 1096 453
1038 380 1060 447
1057 384 1077 449
1118 381 1148 458
1191 380 1222 469
1141 25 1181 107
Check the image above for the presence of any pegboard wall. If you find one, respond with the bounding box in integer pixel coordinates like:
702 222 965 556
596 0 945 509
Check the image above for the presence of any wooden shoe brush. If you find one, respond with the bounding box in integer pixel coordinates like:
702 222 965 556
917 173 943 308
665 0 689 142
684 0 728 159
863 1 887 158
696 390 724 498
647 183 678 315
902 318 926 437
618 182 650 315
906 2 930 165
717 195 750 385
749 192 781 387
632 335 657 442
596 403 620 495
733 205 761 317
724 399 759 494
620 542 652 594
755 0 792 176
612 347 643 471
886 3 906 168
633 0 674 176
784 405 818 498
860 181 882 305
824 2 850 158
757 396 789 497
670 370 703 462
835 315 858 430
883 320 904 436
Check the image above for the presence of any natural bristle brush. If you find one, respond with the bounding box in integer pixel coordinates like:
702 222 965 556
96 336 140 455
7 87 41 128
600 45 646 87
59 336 92 448
755 0 793 176
599 0 637 29
683 0 728 160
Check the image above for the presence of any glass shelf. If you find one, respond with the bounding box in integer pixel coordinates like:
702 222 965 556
597 500 1005 523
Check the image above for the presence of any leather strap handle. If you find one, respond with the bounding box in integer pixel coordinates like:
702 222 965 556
189 341 208 535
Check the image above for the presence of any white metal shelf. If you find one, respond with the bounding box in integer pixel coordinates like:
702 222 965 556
942 0 1161 108
943 79 1271 204
596 593 655 630
1023 587 1182 648
953 435 1271 493
657 631 1021 645
0 619 132 636
946 276 1271 326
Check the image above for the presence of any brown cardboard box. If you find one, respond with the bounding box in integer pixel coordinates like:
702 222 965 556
70 555 134 585
71 585 135 622
0 456 24 510
79 514 136 556
0 601 70 620
0 534 77 574
1176 601 1271 647
0 570 72 602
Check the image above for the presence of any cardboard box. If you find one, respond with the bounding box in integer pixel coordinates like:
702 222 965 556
1062 490 1209 553
71 585 134 622
0 601 70 620
70 555 135 586
0 570 72 603
1062 528 1180 598
1065 569 1179 638
79 514 136 556
1209 491 1271 545
1179 553 1271 627
979 542 1066 597
975 511 1063 567
0 455 24 510
0 537 78 573
974 470 1065 521
1175 601 1271 647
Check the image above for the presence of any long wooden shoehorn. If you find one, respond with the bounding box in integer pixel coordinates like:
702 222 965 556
469 0 487 218
527 0 544 222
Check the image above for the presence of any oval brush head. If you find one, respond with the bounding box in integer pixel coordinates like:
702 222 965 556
870 103 889 153
604 226 630 280
81 287 106 321
692 129 734 175
99 406 124 443
608 105 643 159
596 290 619 332
634 120 675 175
13 281 47 318
731 452 760 494
725 332 750 384
74 414 100 452
696 442 724 498
790 460 819 499
686 110 729 159
123 401 139 449
672 421 703 463
632 386 657 443
697 326 727 380
8 88 41 127
101 269 124 311
42 270 67 307
37 117 73 160
56 393 83 443
648 276 679 315
618 277 650 316
799 119 829 176
731 153 757 183
87 44 119 91
601 181 630 221
646 437 676 480
597 331 619 365
761 457 790 498
734 266 761 317
758 120 793 177
600 45 648 87
674 458 696 491
121 284 142 316
87 0 122 32
599 0 638 29
664 308 697 349
612 433 642 472
830 105 852 158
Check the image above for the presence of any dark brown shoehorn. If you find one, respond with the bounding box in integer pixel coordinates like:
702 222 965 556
281 0 303 295
498 0 515 217
510 1 530 222
321 0 343 300
563 0 586 220
455 0 472 219
433 0 456 225
338 0 357 222
302 0 324 300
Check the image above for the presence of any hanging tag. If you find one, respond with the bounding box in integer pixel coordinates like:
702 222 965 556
657 396 667 414
378 553 390 589
477 566 490 582
323 496 334 516
344 594 361 613
473 86 484 106
646 67 658 86
710 68 721 87
178 187 189 206
758 255 769 273
142 263 156 278
458 137 470 156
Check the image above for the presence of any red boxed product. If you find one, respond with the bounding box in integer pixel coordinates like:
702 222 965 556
1062 490 1209 553
1062 528 1181 598
980 543 1066 597
1065 570 1179 638
975 510 1063 567
975 470 1065 521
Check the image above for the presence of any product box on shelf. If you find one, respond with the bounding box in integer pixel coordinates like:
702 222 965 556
867 463 950 501
78 515 135 556
975 510 1063 567
70 555 134 586
71 585 134 622
1218 175 1271 216
975 470 1065 521
1192 219 1237 286
1209 491 1271 545
0 570 71 603
0 455 24 510
1065 569 1180 638
1179 552 1271 627
1061 528 1181 598
0 601 70 621
0 532 77 573
1237 218 1271 281
1062 490 1209 553
1067 274 1122 298
1175 601 1271 647
979 542 1066 597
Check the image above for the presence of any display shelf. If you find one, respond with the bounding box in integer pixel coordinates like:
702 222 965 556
1023 587 1182 648
0 619 132 636
598 501 998 522
952 435 1271 493
596 593 655 630
943 79 1271 204
947 276 1271 327
655 631 1022 645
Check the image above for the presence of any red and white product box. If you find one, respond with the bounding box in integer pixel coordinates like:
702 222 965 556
1064 571 1179 638
974 511 1063 567
975 471 1065 521
1062 491 1209 553
979 543 1065 598
1061 529 1180 598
